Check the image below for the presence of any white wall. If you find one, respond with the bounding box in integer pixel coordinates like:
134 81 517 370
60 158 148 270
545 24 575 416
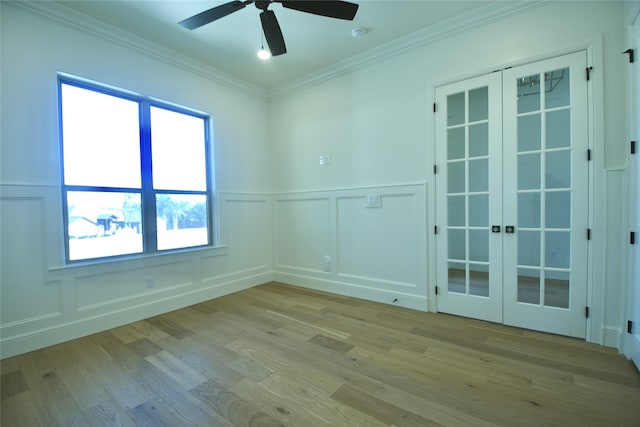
0 2 273 358
0 1 631 358
269 1 627 346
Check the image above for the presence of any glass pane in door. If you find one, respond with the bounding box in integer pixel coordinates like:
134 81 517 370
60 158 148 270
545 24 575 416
445 88 491 298
518 268 540 304
516 67 573 310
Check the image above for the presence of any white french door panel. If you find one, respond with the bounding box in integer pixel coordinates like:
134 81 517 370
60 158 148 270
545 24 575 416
435 72 503 323
434 51 589 338
502 52 589 338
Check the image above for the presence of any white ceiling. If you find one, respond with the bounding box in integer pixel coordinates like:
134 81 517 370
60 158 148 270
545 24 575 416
54 0 510 91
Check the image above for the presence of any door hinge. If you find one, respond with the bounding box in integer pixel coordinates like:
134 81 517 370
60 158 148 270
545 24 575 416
623 48 635 63
587 149 592 161
631 140 636 155
586 66 593 81
628 320 633 334
631 231 636 245
434 225 438 235
433 103 437 113
585 306 590 318
587 228 591 240
435 286 439 295
433 165 438 174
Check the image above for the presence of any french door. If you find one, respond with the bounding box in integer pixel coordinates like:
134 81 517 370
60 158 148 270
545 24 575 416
435 52 589 338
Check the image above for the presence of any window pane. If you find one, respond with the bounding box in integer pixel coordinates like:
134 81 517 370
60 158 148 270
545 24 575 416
447 195 465 227
545 68 570 109
518 231 540 266
156 194 209 250
448 262 466 294
545 150 571 189
448 229 466 260
468 230 488 262
518 192 541 228
545 191 571 229
518 268 540 304
518 153 541 190
469 265 489 297
469 195 488 227
151 107 207 191
468 87 488 122
517 74 540 114
546 110 570 149
518 114 541 152
544 270 570 308
469 159 488 193
469 123 488 157
61 84 141 188
67 191 142 260
447 162 465 194
447 92 465 126
447 127 465 160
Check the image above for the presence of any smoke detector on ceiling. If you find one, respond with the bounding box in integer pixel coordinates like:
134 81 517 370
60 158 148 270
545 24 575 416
351 27 367 39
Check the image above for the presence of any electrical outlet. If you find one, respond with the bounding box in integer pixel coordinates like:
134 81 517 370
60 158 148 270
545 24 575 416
323 255 332 272
145 276 154 289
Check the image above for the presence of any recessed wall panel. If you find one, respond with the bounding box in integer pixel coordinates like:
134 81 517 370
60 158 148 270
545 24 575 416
1 196 62 324
221 196 271 274
275 198 331 271
337 194 418 286
75 260 193 310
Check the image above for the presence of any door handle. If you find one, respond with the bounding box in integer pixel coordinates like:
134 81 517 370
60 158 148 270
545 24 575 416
492 225 501 233
505 225 515 233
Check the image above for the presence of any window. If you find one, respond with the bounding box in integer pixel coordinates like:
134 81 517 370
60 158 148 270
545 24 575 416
59 77 213 262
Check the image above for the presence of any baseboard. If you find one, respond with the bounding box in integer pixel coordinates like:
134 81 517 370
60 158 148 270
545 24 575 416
602 325 622 349
0 272 272 359
273 271 428 312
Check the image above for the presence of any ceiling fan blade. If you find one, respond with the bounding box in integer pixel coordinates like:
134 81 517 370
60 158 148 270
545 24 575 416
279 1 358 20
260 10 287 56
179 1 250 30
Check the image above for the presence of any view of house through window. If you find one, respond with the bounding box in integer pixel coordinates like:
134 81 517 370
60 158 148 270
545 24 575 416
59 78 212 261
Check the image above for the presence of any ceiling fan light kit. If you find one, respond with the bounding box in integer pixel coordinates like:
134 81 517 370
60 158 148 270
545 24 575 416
257 47 272 60
179 0 359 57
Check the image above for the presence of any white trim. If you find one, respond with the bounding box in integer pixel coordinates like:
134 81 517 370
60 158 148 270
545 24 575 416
270 1 543 97
7 0 267 99
0 272 271 359
273 271 428 312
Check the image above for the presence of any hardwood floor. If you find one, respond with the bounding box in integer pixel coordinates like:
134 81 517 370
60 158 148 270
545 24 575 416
2 281 639 426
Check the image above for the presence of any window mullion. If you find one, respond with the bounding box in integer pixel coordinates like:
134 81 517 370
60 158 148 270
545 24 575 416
139 101 157 253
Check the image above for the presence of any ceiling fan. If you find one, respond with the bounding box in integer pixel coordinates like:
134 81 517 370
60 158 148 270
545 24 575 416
179 1 359 56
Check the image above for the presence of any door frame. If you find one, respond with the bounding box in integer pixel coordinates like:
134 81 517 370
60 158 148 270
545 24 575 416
427 41 603 343
625 4 640 369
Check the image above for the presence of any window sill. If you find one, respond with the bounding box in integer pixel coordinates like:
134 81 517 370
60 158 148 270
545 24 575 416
48 245 228 274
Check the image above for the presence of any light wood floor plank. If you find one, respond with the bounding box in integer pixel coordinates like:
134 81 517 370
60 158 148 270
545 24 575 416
1 281 638 426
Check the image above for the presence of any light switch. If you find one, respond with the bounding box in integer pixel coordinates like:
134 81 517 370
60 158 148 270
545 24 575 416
367 194 381 208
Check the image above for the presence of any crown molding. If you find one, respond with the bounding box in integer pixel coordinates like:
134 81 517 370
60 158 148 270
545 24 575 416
7 0 268 99
8 0 545 100
268 0 544 98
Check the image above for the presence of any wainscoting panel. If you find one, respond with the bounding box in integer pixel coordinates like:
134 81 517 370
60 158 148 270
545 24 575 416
0 186 63 326
217 193 272 277
337 192 420 288
275 196 332 273
602 169 627 348
75 259 194 312
0 186 274 359
273 184 428 311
